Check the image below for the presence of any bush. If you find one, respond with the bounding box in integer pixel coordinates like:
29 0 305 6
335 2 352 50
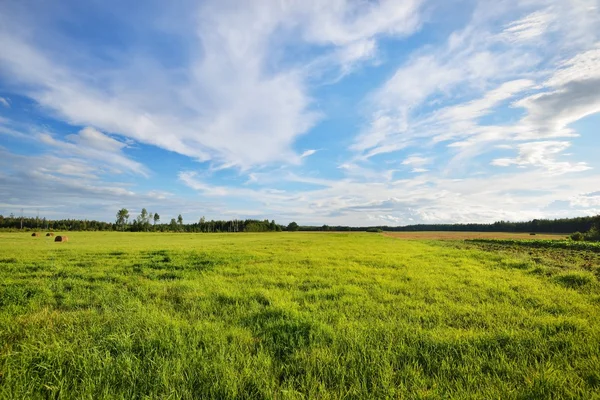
366 228 383 233
584 226 600 242
571 232 585 241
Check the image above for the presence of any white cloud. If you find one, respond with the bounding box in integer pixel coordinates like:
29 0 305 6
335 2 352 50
352 0 600 173
0 119 27 139
300 149 318 158
401 155 429 165
501 10 555 42
0 0 424 170
491 141 591 174
351 33 540 157
335 39 378 69
178 170 297 203
0 97 9 107
0 147 227 222
512 47 600 141
38 127 148 177
569 192 600 208
288 0 422 48
66 127 126 153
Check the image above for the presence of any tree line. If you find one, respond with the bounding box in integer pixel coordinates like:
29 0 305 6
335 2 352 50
294 215 600 234
0 214 115 231
0 209 286 233
0 210 598 235
114 208 286 232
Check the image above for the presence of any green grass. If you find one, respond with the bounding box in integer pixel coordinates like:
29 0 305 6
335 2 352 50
1 232 600 399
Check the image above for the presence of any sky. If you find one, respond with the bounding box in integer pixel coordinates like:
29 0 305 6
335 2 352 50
0 0 599 226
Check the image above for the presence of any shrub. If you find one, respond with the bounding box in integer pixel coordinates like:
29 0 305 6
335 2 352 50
571 232 585 241
585 226 600 242
366 228 383 233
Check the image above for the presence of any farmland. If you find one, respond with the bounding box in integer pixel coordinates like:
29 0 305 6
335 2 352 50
1 232 600 399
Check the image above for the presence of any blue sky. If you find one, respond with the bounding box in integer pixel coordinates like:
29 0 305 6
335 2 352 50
0 0 599 226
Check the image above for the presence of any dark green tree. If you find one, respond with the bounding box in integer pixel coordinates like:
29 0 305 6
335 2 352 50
287 221 299 232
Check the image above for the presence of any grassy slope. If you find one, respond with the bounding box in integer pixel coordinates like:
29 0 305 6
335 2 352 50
1 232 599 399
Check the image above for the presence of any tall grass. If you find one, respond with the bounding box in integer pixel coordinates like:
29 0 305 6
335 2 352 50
1 232 599 398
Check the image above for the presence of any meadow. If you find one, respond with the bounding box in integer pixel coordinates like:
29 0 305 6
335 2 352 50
1 232 599 399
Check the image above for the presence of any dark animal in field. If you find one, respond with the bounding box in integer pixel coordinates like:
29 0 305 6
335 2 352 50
54 235 69 242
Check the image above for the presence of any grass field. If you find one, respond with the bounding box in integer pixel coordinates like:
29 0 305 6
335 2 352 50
1 232 600 399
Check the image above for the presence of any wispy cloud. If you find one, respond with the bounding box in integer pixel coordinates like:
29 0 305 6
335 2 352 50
0 146 224 221
300 149 318 158
491 141 591 174
352 0 599 161
0 0 424 170
501 10 555 42
38 127 149 177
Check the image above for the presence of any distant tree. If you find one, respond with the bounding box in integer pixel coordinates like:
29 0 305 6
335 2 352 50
177 214 183 226
153 213 160 226
169 218 178 231
137 208 150 231
116 208 129 231
287 221 299 232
